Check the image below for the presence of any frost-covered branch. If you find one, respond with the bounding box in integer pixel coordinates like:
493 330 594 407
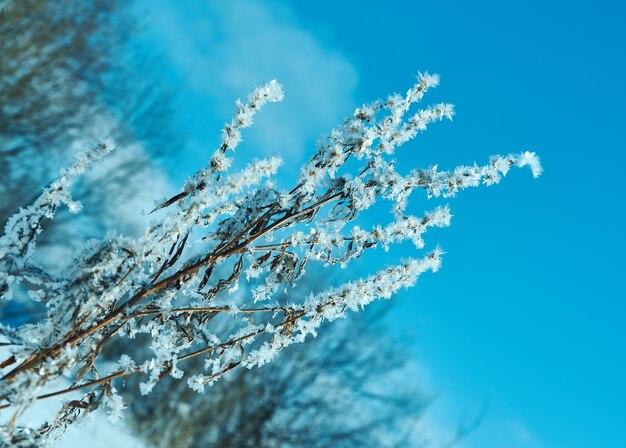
0 75 541 446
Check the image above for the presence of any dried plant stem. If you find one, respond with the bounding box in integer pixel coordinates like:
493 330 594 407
1 193 343 382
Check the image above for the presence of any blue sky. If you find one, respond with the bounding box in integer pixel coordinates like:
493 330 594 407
142 1 625 446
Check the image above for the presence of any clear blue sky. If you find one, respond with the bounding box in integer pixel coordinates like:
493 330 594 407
143 1 626 446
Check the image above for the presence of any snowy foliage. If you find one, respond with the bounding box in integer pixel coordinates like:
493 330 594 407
0 75 541 446
121 303 434 448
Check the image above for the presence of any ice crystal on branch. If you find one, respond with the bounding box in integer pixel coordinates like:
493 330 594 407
0 76 540 446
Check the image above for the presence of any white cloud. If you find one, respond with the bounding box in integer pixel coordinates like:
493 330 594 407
144 0 358 171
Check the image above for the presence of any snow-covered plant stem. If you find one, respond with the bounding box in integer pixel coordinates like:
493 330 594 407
0 74 541 446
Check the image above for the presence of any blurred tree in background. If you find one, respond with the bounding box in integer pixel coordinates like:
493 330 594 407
0 0 181 237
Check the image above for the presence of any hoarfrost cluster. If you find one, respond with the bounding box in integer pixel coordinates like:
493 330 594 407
0 74 540 446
